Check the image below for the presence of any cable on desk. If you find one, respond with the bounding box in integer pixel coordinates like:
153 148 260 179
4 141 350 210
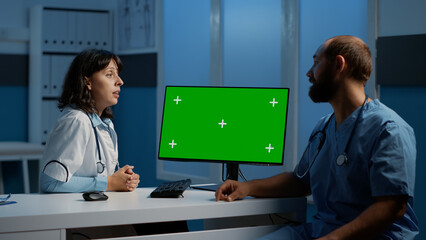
239 169 247 182
220 164 248 182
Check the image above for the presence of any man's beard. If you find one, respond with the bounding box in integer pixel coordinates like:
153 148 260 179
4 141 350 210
308 66 337 103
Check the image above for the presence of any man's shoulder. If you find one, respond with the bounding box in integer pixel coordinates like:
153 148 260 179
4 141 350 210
364 99 413 132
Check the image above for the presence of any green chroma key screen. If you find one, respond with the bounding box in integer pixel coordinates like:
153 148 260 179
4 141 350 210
158 86 289 165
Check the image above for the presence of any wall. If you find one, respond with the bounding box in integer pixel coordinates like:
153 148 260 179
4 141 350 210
298 0 368 158
0 0 369 192
0 0 160 192
1 1 424 237
222 0 286 179
160 0 212 181
0 86 28 192
298 0 369 222
380 86 426 238
377 0 426 238
113 87 159 187
298 0 426 235
160 0 290 182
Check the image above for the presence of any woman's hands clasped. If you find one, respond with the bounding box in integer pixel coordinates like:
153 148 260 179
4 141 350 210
107 165 140 191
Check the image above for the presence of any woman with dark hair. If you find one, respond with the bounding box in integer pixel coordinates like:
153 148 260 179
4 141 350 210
40 49 140 193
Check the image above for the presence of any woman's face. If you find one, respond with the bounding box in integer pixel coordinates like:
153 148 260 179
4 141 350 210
85 59 124 115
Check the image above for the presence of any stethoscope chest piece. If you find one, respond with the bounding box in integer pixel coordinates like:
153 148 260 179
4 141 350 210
97 161 105 174
336 154 347 166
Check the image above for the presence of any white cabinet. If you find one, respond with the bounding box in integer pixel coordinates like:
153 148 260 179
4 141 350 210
41 100 62 144
41 8 112 53
75 11 112 50
41 55 51 96
29 6 112 144
42 10 69 52
50 55 74 97
41 55 74 97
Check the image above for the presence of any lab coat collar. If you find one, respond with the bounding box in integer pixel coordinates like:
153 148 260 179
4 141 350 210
87 112 111 129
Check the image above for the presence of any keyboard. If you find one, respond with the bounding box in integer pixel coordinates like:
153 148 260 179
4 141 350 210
150 179 192 198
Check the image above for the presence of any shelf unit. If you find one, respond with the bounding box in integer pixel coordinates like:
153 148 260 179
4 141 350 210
29 6 113 144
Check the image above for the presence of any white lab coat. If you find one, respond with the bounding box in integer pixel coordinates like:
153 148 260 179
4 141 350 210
41 107 118 182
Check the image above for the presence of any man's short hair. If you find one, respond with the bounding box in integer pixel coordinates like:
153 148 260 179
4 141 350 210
324 36 372 84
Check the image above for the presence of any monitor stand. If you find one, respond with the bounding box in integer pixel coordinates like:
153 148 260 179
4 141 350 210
191 163 239 192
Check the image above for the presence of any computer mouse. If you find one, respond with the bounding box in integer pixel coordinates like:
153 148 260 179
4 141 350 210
82 191 109 201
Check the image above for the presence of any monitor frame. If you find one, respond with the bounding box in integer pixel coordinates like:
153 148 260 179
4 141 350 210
158 86 289 182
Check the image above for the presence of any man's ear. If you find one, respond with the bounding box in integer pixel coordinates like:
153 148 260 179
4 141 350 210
335 55 346 73
84 77 92 90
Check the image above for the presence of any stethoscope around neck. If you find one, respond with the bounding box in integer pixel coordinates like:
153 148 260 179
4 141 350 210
295 95 368 178
93 126 106 174
87 114 119 174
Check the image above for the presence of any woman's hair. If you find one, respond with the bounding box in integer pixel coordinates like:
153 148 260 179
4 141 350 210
58 49 122 119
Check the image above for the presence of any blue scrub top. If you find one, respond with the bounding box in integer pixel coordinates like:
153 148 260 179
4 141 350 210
295 99 418 239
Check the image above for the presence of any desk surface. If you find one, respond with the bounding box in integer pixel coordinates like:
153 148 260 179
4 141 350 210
0 188 306 234
0 141 44 156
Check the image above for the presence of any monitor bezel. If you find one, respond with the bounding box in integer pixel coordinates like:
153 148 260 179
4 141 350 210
158 85 289 166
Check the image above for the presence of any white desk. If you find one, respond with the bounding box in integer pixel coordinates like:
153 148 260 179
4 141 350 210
0 142 44 194
0 188 306 240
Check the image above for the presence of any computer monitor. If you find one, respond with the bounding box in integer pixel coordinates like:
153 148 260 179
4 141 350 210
158 86 289 185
